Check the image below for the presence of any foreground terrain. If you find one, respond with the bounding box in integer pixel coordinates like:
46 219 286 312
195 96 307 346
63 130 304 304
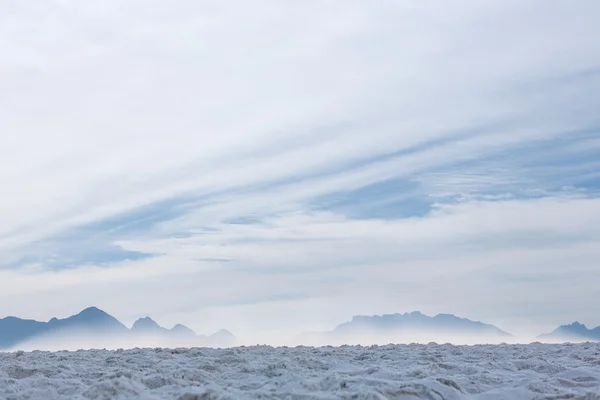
1 343 599 399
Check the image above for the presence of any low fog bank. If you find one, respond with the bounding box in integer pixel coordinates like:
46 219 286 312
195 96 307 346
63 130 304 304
221 330 598 347
6 330 587 352
8 328 236 352
289 330 540 348
8 332 557 352
3 307 591 352
531 336 597 345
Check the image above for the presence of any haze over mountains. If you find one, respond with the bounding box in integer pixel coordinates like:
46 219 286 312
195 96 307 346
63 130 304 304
0 307 235 351
298 311 513 346
538 322 600 343
1 308 598 351
300 312 600 346
334 312 511 336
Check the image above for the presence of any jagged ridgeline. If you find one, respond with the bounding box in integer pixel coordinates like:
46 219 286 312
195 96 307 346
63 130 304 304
0 307 235 350
538 322 600 342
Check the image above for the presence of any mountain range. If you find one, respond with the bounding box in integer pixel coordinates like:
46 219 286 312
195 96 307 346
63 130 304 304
334 311 511 336
0 307 235 351
537 322 600 342
298 311 513 345
301 312 600 345
2 308 599 350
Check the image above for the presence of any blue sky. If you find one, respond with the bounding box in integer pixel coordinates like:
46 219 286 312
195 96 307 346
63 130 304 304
1 0 600 341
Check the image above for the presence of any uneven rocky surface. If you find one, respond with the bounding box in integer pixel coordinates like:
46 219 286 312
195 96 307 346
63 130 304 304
1 343 600 399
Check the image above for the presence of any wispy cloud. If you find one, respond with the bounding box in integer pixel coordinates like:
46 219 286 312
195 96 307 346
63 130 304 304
1 0 599 339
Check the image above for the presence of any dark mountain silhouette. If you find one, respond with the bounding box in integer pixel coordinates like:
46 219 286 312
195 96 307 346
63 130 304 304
47 306 129 333
0 317 48 349
0 307 127 349
131 317 169 334
298 311 511 345
0 307 235 351
131 317 198 339
538 322 600 342
334 311 511 336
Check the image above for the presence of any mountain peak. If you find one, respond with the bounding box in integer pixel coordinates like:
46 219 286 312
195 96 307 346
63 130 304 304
208 329 236 347
538 321 600 342
51 306 119 326
132 317 162 331
78 306 108 317
136 316 158 324
212 329 234 337
434 313 459 319
555 321 590 334
171 324 196 336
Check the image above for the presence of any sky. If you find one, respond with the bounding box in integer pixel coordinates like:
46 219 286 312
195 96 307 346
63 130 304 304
1 0 600 341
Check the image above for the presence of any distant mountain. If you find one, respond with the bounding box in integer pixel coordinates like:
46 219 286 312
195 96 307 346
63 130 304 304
47 307 129 334
131 317 198 339
205 329 236 347
0 307 127 349
0 307 235 351
298 311 511 345
538 322 600 342
131 317 170 334
334 311 511 336
0 316 48 349
171 324 196 338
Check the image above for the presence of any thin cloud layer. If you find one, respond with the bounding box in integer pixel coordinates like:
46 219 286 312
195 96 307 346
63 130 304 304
1 0 599 341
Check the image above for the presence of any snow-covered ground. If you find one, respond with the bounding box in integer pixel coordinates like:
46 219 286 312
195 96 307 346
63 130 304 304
1 343 599 399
